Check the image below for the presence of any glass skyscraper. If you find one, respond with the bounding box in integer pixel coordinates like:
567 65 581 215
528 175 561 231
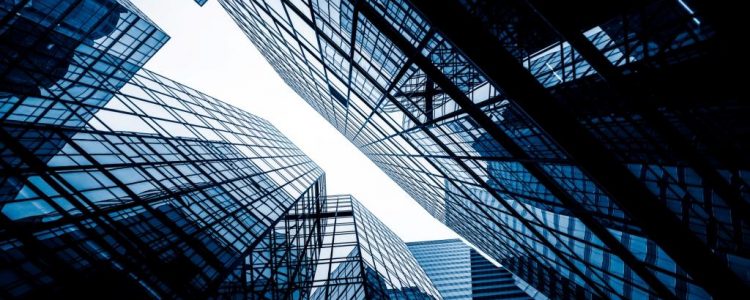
409 240 473 299
218 0 748 298
306 195 440 300
217 194 441 299
1 1 439 298
407 239 530 300
1 64 326 297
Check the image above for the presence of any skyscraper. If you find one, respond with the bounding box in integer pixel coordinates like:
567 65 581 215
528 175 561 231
1 1 440 298
306 195 440 300
218 0 749 298
0 65 326 297
407 239 530 300
217 194 441 299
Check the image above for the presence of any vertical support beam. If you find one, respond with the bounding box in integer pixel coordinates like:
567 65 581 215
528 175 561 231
406 0 748 298
424 79 435 123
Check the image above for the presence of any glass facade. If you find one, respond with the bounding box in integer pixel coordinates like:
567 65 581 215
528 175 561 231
469 249 528 300
1 2 442 298
407 239 529 300
407 240 472 299
217 194 442 300
218 0 749 298
306 195 441 300
0 66 326 298
1 0 169 126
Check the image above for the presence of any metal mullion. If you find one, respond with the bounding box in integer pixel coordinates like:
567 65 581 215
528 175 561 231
321 196 340 299
340 4 360 137
285 189 325 297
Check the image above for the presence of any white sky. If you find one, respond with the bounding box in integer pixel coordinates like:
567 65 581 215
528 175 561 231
130 0 457 242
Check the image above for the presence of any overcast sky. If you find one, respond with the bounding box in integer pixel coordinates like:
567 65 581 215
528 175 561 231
130 0 457 242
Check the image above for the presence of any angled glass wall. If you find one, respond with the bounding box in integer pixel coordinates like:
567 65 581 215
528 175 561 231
217 0 748 298
407 240 473 299
1 0 169 127
407 239 530 300
347 195 440 299
279 194 442 300
0 68 325 298
216 194 442 299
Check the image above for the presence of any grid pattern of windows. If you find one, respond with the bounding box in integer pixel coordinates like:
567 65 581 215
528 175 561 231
311 195 441 300
0 66 325 298
224 194 442 299
1 0 169 127
469 250 528 300
407 240 472 299
218 0 748 298
2 1 449 298
407 239 529 300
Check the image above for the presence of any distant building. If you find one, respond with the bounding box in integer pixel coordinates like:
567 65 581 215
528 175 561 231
407 239 529 299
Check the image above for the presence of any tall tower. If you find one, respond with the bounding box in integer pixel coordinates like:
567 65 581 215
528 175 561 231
217 0 749 298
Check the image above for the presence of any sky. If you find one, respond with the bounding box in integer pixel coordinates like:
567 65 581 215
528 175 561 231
130 0 458 242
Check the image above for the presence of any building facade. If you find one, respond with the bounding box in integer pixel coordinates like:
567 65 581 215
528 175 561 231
0 64 327 297
407 240 472 299
219 0 749 298
1 1 440 298
216 194 441 300
307 195 441 300
407 239 529 300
